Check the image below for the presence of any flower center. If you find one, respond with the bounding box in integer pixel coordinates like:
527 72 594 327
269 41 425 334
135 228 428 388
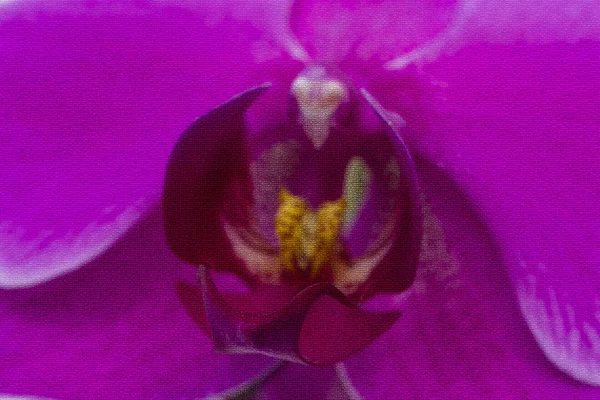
275 189 346 280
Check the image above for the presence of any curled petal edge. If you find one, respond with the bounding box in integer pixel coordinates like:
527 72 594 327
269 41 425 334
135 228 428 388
163 84 270 277
178 267 400 365
354 89 423 300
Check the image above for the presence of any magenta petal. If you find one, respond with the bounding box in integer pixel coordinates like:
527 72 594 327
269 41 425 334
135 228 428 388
0 1 298 287
462 0 600 45
290 0 458 64
344 160 600 399
0 208 274 399
411 43 600 385
197 267 400 365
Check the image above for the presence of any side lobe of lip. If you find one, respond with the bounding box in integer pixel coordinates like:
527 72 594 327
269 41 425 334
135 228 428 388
163 84 270 275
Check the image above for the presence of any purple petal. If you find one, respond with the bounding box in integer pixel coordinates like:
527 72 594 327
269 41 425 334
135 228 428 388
290 0 458 64
462 0 600 45
0 1 299 287
385 0 600 70
191 266 400 365
0 208 274 399
344 159 600 399
406 43 600 386
383 0 600 70
291 0 600 71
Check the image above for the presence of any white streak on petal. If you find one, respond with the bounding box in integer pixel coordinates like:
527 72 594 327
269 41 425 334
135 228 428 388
517 268 600 385
386 0 479 70
0 396 53 400
0 200 148 288
386 0 600 69
157 0 309 62
466 0 600 44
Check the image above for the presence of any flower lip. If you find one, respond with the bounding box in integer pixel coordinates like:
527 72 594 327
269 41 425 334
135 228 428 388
164 76 422 362
178 266 401 365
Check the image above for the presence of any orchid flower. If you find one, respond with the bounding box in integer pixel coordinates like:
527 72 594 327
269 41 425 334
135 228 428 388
1 0 599 399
